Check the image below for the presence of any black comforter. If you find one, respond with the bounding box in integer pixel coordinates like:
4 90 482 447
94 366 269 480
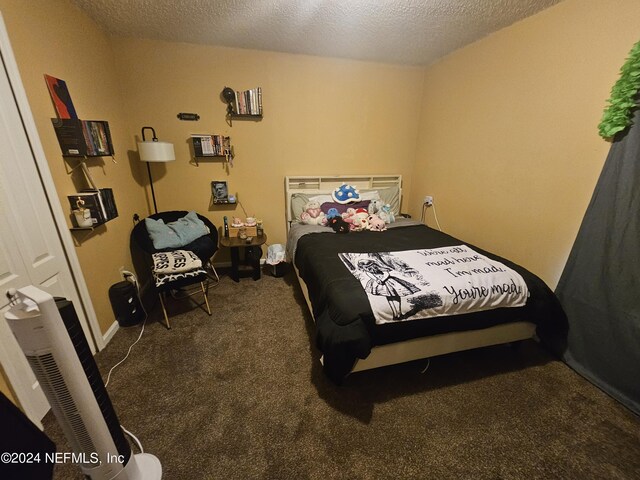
294 224 566 383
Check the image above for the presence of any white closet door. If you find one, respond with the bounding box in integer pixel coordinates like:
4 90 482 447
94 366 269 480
0 20 96 425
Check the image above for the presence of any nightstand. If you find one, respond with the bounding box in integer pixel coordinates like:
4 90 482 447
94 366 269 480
219 229 267 282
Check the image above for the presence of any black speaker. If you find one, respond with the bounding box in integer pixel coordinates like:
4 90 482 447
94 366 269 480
108 281 144 327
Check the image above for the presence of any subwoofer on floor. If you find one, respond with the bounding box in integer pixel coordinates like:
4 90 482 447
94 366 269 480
108 281 144 327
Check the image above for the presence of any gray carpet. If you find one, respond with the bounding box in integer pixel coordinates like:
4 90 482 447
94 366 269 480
44 270 640 479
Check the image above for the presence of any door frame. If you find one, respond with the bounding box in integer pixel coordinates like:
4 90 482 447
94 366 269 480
0 13 103 351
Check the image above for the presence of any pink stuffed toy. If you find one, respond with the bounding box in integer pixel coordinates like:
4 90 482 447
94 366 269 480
341 208 358 231
367 214 387 231
343 207 370 231
352 208 369 231
300 200 326 225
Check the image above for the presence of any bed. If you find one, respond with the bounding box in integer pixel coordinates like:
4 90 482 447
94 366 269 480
285 175 565 383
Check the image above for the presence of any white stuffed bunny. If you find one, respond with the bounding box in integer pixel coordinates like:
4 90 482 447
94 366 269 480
300 201 326 225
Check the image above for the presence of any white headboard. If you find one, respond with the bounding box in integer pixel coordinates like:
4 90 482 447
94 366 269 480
284 174 402 228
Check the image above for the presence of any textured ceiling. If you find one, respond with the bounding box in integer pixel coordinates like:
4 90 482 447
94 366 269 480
71 0 562 66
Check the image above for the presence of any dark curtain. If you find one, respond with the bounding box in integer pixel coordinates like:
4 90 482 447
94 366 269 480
553 106 640 415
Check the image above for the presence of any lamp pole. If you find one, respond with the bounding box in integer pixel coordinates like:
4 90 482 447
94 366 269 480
141 126 159 214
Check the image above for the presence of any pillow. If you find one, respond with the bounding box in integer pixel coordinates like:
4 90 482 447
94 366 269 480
320 200 370 215
291 193 310 221
145 211 209 249
360 190 382 202
377 186 401 214
308 194 333 205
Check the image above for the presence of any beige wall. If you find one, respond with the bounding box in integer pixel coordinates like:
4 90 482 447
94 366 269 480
0 0 148 334
410 0 640 287
111 38 424 248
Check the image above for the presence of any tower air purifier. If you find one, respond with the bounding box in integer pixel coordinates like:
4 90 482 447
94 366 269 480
4 286 162 479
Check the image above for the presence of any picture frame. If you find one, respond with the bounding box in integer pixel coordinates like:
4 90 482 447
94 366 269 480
211 180 229 203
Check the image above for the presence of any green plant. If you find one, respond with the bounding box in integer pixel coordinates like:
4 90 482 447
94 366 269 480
598 40 640 139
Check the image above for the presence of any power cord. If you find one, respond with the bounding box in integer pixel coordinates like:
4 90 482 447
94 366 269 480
103 317 146 388
420 358 431 374
238 200 249 218
104 273 147 388
421 202 442 231
121 425 144 454
103 272 148 455
431 202 442 231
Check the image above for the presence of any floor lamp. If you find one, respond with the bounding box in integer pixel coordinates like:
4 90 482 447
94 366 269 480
137 126 175 214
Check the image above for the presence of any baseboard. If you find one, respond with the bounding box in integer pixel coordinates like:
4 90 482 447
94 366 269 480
102 320 119 346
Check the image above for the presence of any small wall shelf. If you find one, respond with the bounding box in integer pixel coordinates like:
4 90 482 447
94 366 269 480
221 86 263 125
52 118 114 157
229 113 262 119
67 189 118 230
191 134 234 165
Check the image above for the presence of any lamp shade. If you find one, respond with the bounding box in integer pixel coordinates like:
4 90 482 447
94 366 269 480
137 141 175 162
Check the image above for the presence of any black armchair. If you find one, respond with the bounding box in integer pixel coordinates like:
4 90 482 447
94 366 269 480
131 211 219 329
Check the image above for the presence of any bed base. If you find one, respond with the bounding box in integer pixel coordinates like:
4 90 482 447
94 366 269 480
293 265 536 375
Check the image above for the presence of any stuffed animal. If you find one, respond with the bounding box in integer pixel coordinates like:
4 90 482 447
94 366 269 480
352 208 370 231
368 199 385 215
326 207 341 219
332 184 361 204
300 200 326 225
343 208 369 231
327 215 350 233
341 208 358 231
378 203 395 224
367 214 387 231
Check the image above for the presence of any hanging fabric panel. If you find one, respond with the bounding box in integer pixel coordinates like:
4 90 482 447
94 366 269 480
554 106 640 414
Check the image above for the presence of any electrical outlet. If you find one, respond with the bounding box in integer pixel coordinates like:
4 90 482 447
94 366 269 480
119 266 126 279
423 195 433 206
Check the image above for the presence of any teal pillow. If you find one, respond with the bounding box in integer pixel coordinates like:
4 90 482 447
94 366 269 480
145 211 209 249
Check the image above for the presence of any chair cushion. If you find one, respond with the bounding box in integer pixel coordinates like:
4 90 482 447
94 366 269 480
152 250 202 275
145 211 209 249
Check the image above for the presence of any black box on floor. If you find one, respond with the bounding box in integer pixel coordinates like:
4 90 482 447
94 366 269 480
108 281 144 327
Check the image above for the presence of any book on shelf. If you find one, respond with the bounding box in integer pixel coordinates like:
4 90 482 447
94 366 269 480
44 74 78 119
99 188 118 221
191 134 230 157
232 87 262 116
52 119 113 156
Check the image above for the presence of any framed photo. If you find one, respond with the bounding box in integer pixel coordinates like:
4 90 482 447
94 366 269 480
211 181 228 203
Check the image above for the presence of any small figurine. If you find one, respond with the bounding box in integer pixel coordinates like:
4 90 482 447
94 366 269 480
231 217 244 227
245 217 257 227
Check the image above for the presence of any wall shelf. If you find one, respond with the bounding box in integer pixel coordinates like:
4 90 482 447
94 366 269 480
191 134 234 166
222 86 263 125
51 118 114 157
229 113 262 119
